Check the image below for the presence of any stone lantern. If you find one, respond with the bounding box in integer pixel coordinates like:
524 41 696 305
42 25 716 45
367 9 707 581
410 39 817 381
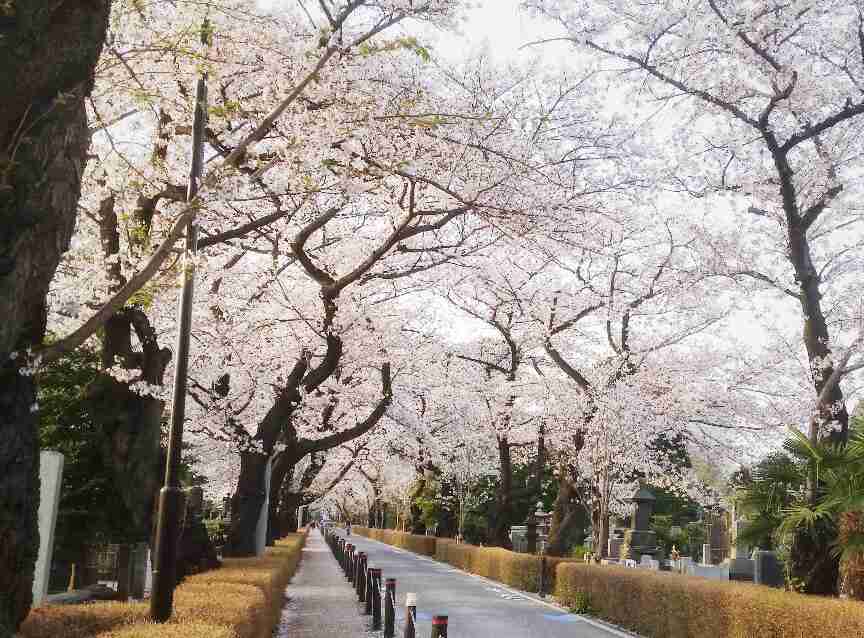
620 485 661 560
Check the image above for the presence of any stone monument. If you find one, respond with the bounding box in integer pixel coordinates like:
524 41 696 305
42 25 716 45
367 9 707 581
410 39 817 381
619 486 661 561
32 451 64 607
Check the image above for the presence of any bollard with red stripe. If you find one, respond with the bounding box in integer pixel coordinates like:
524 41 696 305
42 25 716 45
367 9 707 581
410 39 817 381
430 615 448 638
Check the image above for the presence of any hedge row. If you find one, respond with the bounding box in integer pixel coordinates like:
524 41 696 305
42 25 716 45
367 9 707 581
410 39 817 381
555 562 864 638
351 527 436 556
352 529 576 594
20 533 307 638
434 538 577 593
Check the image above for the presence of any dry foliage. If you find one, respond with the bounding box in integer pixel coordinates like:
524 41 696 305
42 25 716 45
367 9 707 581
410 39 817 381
19 533 306 638
555 562 864 638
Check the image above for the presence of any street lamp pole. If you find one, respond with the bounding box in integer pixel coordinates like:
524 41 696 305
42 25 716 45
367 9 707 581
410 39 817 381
149 29 208 622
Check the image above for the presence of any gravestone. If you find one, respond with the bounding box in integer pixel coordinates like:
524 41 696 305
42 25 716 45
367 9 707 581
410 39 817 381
32 451 64 606
687 563 730 581
702 543 712 565
255 455 273 556
129 543 149 599
608 528 626 558
620 486 661 560
753 550 784 588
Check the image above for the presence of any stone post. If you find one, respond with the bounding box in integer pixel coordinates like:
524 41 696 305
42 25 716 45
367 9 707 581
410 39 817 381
32 451 64 606
254 455 273 557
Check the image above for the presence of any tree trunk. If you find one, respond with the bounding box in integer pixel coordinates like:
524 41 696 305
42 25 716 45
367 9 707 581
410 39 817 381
839 510 864 600
598 504 610 560
279 491 302 535
546 469 582 557
225 451 268 556
86 374 164 540
267 454 292 543
491 436 514 549
0 364 40 637
0 2 110 632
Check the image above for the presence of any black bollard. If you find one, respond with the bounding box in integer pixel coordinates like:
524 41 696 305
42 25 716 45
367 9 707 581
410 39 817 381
403 593 417 638
431 615 448 638
384 578 396 638
371 568 382 630
346 544 354 580
364 567 374 614
356 553 366 598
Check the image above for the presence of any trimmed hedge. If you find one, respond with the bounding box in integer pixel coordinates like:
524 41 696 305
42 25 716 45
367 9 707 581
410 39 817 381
555 562 864 638
353 528 576 594
352 527 437 556
434 538 577 593
19 533 307 638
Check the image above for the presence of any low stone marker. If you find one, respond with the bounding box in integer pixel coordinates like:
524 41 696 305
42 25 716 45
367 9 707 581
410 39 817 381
753 550 784 588
686 563 730 581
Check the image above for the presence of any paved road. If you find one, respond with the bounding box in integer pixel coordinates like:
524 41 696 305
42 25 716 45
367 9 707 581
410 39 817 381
335 530 637 638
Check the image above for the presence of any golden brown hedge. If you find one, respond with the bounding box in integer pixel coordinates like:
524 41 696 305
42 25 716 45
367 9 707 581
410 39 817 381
554 562 864 638
353 527 437 556
19 533 306 638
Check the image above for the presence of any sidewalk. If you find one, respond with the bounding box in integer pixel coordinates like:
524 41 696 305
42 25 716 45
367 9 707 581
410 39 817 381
274 528 369 638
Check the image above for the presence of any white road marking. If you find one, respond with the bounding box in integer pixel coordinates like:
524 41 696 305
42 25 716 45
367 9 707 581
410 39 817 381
340 531 638 638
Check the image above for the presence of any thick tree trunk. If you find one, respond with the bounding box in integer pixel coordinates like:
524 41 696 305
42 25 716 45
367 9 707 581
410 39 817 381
86 374 164 540
839 511 864 600
546 468 581 557
225 451 268 557
0 2 109 632
267 454 292 544
279 491 302 535
0 364 39 637
491 436 514 549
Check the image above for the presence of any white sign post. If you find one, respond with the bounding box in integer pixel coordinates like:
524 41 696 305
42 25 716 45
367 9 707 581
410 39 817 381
32 451 64 606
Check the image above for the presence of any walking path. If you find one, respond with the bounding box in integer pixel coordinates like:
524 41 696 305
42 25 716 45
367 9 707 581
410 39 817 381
274 528 370 637
339 530 640 638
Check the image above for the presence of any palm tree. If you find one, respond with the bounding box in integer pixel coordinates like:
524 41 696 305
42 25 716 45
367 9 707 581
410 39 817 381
780 425 864 599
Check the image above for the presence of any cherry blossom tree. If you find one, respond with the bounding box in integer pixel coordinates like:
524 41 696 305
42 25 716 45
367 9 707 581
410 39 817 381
0 2 110 630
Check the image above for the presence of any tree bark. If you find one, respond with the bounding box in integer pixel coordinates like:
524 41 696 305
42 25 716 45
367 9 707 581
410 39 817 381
0 2 109 632
225 451 269 557
839 510 864 600
546 465 585 557
490 436 514 549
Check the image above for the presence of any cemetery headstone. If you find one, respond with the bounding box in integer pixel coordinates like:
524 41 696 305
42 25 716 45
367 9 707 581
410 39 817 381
32 451 64 607
620 486 661 560
753 550 784 588
255 455 273 556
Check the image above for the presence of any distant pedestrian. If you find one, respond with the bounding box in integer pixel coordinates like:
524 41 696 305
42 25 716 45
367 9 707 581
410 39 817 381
346 522 352 536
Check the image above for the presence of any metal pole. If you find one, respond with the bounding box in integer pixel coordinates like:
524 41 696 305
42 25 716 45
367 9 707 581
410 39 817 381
149 56 207 624
431 615 449 638
384 578 396 638
403 593 417 638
